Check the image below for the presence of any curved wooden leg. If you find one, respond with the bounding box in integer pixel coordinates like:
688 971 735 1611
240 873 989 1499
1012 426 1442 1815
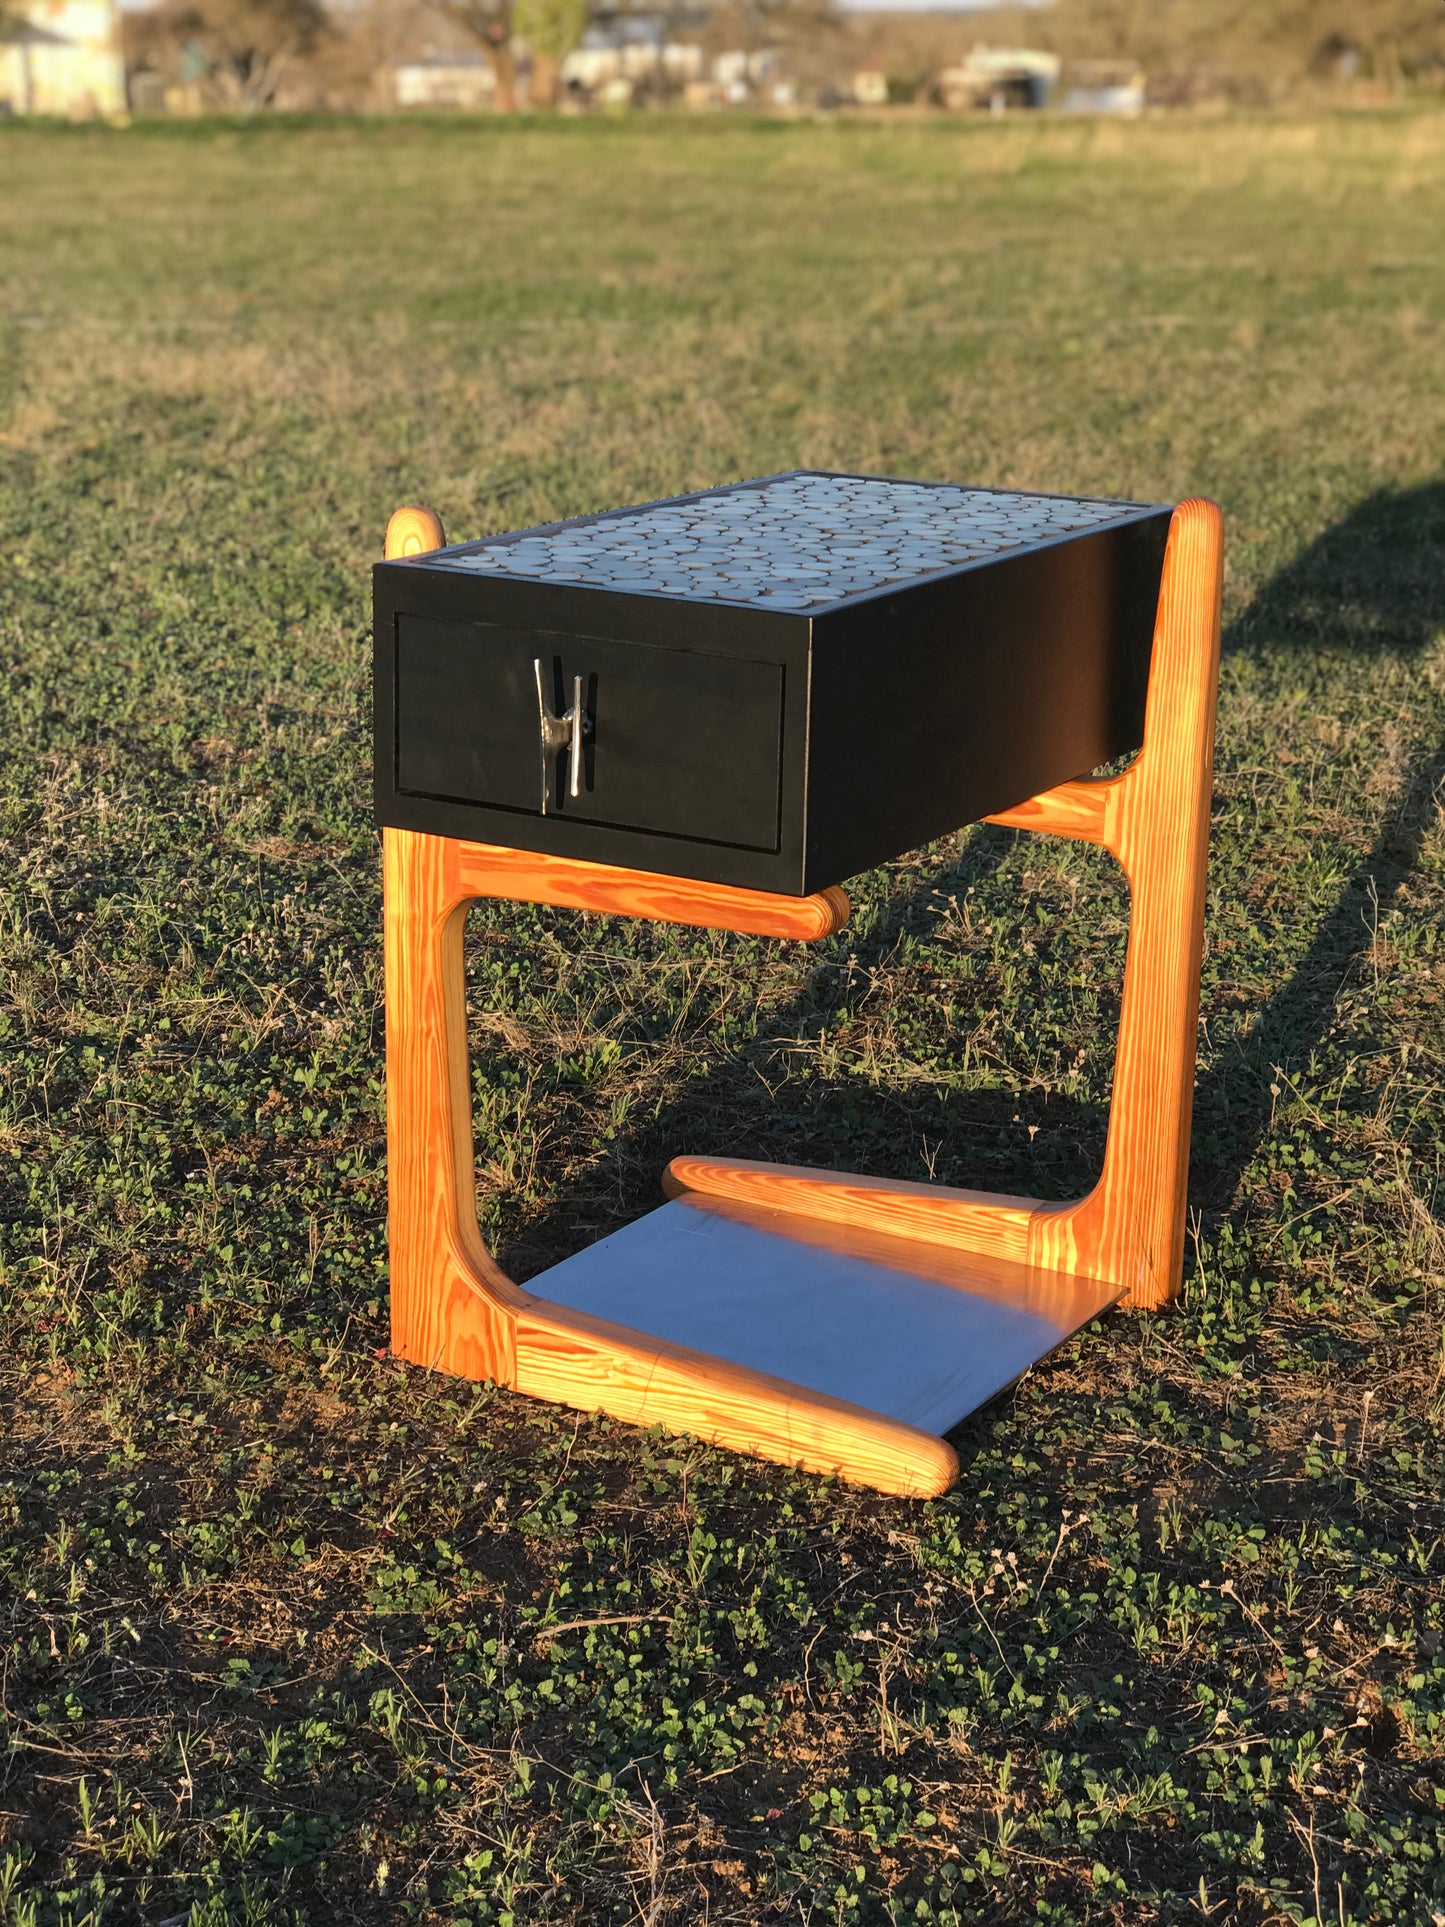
1036 498 1224 1308
384 826 524 1383
378 498 1220 1495
667 500 1224 1314
383 827 956 1493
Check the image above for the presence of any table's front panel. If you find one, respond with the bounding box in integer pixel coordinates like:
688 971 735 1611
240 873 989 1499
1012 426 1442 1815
396 616 785 854
374 570 812 893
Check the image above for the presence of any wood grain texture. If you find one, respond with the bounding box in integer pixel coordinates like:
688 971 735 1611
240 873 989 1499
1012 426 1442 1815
385 826 524 1385
453 841 850 941
671 501 1223 1313
1048 496 1223 1309
513 1298 960 1498
985 775 1115 845
384 505 447 559
382 497 1220 1492
383 845 951 1490
664 1155 1044 1264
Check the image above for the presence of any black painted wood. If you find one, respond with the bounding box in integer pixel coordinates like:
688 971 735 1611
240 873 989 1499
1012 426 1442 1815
398 617 785 853
374 470 1172 894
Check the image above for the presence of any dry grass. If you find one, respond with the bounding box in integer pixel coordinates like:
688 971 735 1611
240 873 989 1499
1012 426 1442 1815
0 108 1443 1926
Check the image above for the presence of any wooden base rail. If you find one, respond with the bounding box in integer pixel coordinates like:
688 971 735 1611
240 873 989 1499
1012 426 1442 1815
381 499 1223 1496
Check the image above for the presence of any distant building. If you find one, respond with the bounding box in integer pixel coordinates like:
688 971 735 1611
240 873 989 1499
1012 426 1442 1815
1061 61 1146 115
393 50 496 109
936 44 1059 111
0 0 126 117
560 21 703 104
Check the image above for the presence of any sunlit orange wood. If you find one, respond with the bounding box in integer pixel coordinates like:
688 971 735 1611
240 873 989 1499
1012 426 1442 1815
453 842 850 942
663 1156 1042 1263
384 824 941 1480
385 505 447 559
669 499 1224 1312
383 497 1221 1493
1046 495 1224 1308
984 776 1114 845
385 825 524 1386
514 1299 960 1497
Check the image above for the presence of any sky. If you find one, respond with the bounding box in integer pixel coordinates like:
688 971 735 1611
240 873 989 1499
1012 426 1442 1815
834 0 1052 11
115 0 1055 13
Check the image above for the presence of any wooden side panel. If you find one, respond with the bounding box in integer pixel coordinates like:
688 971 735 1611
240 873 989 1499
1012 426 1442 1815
664 1155 1043 1265
1060 498 1223 1309
670 501 1222 1316
984 774 1117 845
513 1300 960 1498
454 841 849 942
385 826 523 1384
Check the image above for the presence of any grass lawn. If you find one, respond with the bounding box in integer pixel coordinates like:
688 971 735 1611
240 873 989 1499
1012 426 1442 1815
1 108 1444 1926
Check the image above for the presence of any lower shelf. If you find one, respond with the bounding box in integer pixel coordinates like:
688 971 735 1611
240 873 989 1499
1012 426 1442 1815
524 1192 1120 1440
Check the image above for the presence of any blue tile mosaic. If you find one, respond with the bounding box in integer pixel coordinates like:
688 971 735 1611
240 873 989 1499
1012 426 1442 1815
426 470 1155 612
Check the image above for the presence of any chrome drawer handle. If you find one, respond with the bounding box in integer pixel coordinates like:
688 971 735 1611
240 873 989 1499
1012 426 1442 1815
533 660 589 812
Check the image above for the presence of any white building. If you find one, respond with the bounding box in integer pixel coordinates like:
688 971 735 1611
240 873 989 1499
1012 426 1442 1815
936 44 1061 110
560 20 703 100
0 0 126 117
393 51 497 109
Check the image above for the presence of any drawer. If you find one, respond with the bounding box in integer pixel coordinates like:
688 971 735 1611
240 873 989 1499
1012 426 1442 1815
374 471 1173 893
394 616 784 853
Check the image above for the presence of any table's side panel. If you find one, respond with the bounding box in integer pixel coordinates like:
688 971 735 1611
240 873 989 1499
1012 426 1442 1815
385 828 524 1384
513 1298 961 1499
801 511 1172 893
1065 497 1224 1310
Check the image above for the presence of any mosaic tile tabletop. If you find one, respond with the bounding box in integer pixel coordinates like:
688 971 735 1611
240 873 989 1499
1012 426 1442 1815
426 471 1160 613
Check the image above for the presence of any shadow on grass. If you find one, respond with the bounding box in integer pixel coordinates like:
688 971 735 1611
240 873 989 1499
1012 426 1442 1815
1226 479 1445 659
1194 480 1445 1207
493 482 1445 1281
489 835 1114 1283
1191 738 1445 1211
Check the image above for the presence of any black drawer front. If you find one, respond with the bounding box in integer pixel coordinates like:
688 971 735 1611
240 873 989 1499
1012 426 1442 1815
395 617 784 854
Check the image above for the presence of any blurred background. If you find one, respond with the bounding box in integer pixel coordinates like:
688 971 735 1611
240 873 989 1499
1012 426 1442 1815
4 0 1444 122
3 0 1444 1915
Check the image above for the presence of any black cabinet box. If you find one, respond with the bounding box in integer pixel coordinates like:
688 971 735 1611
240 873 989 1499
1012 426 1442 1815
374 470 1172 896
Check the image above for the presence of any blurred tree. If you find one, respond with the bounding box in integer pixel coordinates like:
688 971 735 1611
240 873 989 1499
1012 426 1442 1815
702 0 840 97
515 0 585 105
313 0 428 111
1230 0 1444 87
1344 0 1445 86
436 0 517 108
159 0 328 107
1048 0 1445 98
